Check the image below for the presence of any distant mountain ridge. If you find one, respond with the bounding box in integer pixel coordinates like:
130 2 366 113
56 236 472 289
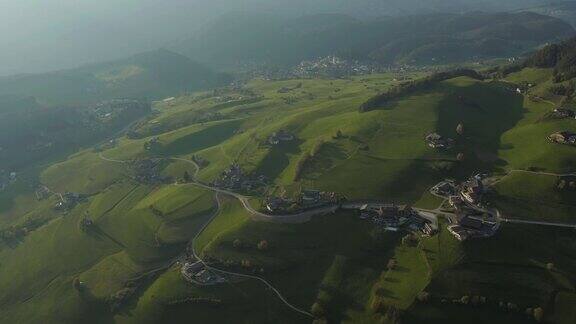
0 49 228 107
178 11 575 69
521 1 576 27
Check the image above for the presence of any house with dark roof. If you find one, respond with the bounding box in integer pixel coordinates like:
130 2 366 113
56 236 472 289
301 190 321 206
460 177 484 204
268 130 295 145
425 133 454 149
552 108 576 119
448 214 498 241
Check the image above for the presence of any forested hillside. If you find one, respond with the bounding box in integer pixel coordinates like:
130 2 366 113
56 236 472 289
179 11 575 68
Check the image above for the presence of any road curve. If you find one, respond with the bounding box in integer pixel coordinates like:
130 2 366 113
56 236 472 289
98 152 129 164
97 152 314 317
191 193 313 318
98 153 338 223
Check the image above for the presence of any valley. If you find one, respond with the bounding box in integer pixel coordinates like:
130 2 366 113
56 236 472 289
1 50 575 323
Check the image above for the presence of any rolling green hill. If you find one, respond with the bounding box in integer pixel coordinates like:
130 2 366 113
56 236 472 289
2 39 576 323
0 49 231 171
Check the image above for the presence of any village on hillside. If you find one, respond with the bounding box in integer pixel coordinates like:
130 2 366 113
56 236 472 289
548 106 576 146
354 203 437 236
263 189 343 214
211 163 268 193
431 174 499 241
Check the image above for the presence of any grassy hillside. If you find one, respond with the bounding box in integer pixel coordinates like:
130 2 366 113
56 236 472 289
0 181 216 323
1 54 576 323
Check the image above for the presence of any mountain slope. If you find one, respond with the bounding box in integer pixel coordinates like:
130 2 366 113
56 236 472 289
0 49 228 106
178 11 575 68
522 1 576 27
1 57 576 322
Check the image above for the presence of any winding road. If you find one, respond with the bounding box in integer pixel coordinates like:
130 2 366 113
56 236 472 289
99 152 337 223
190 192 313 318
98 153 316 317
95 151 576 317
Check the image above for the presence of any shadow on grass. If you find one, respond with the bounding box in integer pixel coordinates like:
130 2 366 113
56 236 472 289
157 120 242 156
394 265 410 273
375 287 397 298
77 287 117 324
255 139 303 179
436 81 525 175
88 225 126 248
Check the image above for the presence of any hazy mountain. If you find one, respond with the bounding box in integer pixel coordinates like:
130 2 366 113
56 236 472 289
178 11 575 68
521 1 576 27
2 0 574 76
0 49 228 106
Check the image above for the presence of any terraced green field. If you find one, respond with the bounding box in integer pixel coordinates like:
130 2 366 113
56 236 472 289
1 67 575 323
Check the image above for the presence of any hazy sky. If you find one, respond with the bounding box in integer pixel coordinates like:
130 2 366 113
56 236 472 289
0 0 328 76
0 0 565 76
0 0 237 76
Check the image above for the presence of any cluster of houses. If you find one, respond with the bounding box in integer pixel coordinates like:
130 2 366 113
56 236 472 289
549 131 576 146
90 99 151 120
54 192 87 211
510 82 534 95
432 175 499 241
212 164 267 192
264 189 342 214
459 176 485 205
435 175 487 208
144 137 160 151
131 159 172 185
264 196 295 213
425 133 454 149
301 190 341 207
551 108 576 119
181 261 225 286
447 214 499 241
291 55 390 78
548 107 575 145
238 56 434 81
268 130 295 145
358 204 436 235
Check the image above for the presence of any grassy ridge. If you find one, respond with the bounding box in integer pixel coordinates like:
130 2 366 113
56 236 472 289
1 64 576 323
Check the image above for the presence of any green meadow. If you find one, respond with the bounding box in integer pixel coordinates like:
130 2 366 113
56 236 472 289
1 66 575 323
